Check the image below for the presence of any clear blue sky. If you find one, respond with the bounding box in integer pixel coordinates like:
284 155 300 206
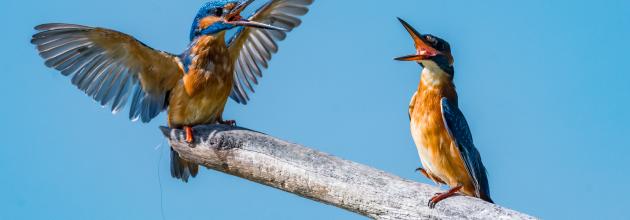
1 0 629 219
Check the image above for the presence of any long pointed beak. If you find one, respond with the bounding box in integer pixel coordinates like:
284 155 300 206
395 17 439 62
229 19 287 31
233 0 254 15
394 54 427 61
225 0 287 31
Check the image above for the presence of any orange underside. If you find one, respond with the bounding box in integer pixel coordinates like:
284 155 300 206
167 34 234 128
409 75 477 198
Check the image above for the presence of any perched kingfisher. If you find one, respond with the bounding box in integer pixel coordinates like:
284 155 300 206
395 18 493 208
31 0 313 182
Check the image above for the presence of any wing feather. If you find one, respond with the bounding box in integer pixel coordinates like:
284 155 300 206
227 0 313 104
32 23 184 122
440 97 492 201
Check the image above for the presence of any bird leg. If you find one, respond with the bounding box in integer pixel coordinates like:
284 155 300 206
428 185 463 208
416 167 446 185
415 167 432 180
184 126 194 143
218 117 237 126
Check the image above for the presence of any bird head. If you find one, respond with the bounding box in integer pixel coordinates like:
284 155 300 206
395 18 454 75
190 0 285 40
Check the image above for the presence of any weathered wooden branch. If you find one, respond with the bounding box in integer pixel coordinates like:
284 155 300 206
160 124 535 220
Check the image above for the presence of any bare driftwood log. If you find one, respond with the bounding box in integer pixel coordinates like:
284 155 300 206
160 124 535 220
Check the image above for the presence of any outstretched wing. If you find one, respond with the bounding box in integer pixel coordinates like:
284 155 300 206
440 97 491 200
31 23 184 122
227 0 313 104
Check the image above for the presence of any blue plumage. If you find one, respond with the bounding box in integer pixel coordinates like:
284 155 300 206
189 0 244 40
440 97 493 202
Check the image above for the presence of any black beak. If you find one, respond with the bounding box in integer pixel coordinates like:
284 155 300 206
394 17 439 61
225 0 287 31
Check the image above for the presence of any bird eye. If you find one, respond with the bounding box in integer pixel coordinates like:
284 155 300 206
214 7 224 16
425 35 436 44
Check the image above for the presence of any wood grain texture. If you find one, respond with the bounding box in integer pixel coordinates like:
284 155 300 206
160 124 535 220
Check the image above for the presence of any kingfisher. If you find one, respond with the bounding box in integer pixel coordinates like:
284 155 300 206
31 0 313 182
395 18 493 208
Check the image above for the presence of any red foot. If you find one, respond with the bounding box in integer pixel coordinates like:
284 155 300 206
428 185 463 208
184 126 194 143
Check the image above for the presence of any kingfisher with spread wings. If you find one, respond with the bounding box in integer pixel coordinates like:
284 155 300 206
395 18 494 208
31 0 313 182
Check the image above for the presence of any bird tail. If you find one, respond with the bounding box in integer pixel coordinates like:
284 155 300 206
170 148 198 182
481 193 494 204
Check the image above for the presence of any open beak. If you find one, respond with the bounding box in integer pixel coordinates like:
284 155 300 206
224 0 287 31
394 17 439 61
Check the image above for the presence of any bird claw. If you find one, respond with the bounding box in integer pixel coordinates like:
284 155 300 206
426 185 463 209
427 198 437 209
427 192 443 208
427 192 446 208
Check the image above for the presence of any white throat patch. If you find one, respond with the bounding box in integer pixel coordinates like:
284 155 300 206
420 61 449 87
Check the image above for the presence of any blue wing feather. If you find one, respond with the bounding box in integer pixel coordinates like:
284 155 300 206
440 97 492 202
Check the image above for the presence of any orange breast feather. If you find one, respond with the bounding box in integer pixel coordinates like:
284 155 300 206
168 34 234 128
410 80 478 197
